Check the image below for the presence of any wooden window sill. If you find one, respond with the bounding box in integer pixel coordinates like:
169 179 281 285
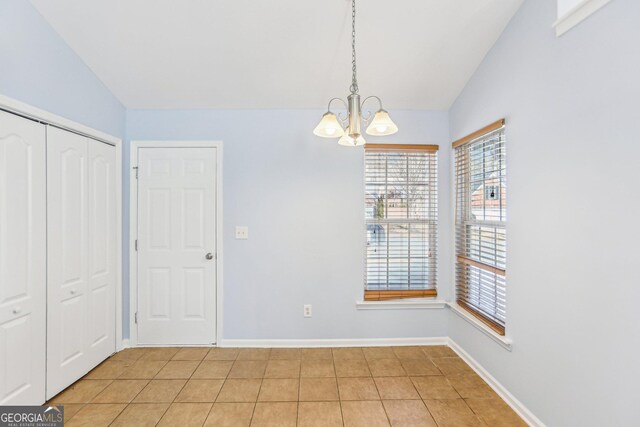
447 302 512 351
356 299 446 310
364 289 437 301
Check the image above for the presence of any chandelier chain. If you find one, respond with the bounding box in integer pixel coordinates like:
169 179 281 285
350 0 359 94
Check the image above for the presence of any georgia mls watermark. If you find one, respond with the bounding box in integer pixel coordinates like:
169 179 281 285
0 406 64 427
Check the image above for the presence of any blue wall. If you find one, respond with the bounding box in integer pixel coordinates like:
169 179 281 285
0 0 125 137
0 0 451 343
5 0 640 422
125 109 452 341
448 0 640 425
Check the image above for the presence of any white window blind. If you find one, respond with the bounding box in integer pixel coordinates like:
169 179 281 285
454 121 507 335
364 144 438 301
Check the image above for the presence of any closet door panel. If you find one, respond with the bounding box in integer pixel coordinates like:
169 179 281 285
46 127 89 398
0 111 46 405
86 139 116 366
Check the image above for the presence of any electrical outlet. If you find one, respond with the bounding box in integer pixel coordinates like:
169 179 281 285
235 226 249 239
303 304 312 318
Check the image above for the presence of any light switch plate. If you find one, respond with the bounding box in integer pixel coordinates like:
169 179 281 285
235 226 249 240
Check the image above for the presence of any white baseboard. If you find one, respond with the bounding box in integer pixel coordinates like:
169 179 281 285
448 338 545 427
218 337 448 348
120 339 131 349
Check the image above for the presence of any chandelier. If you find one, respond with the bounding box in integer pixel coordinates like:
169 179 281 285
313 0 398 146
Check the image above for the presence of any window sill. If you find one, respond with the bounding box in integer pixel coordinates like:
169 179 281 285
553 0 612 36
356 299 447 310
447 302 512 351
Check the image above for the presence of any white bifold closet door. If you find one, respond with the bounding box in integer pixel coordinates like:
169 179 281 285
0 110 46 405
46 127 116 399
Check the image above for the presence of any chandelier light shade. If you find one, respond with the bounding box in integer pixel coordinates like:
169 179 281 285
366 109 399 136
313 112 345 138
338 133 366 147
313 0 398 146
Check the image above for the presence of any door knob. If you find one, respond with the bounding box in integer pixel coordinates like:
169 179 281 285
206 253 214 260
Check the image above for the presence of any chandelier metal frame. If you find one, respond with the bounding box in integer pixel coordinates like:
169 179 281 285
313 0 398 146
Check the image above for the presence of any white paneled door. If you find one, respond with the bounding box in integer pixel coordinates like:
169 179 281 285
137 147 217 345
0 111 46 405
86 140 117 366
46 127 116 398
46 128 88 397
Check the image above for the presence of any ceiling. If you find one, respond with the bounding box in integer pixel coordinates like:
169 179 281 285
30 0 523 110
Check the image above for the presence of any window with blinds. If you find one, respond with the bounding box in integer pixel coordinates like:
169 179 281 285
364 144 438 301
454 120 507 335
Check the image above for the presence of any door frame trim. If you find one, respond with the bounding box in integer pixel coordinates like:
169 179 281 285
0 93 124 354
128 140 223 347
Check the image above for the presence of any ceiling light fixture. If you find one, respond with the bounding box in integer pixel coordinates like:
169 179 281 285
313 0 398 146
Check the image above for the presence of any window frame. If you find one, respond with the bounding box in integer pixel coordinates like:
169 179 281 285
453 119 507 336
363 144 439 301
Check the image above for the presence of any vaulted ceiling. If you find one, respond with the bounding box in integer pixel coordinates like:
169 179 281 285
30 0 523 110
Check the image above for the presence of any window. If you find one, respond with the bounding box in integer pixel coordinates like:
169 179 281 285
364 144 438 301
454 119 507 335
554 0 612 37
484 185 500 201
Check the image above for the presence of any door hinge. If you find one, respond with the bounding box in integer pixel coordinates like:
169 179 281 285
135 239 138 251
134 312 138 324
133 166 139 179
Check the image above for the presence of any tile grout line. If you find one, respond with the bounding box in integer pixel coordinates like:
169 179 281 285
245 348 269 426
54 351 148 423
91 351 156 425
161 348 238 425
379 347 402 424
296 356 302 425
82 356 128 424
424 346 476 427
368 358 391 426
107 349 200 426
420 347 448 427
202 347 238 425
461 397 486 425
142 350 188 425
154 351 210 425
330 348 347 427
399 353 429 425
111 349 177 426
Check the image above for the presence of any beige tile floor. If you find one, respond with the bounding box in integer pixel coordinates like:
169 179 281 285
47 345 526 426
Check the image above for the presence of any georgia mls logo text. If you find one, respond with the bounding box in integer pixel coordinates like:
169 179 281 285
0 406 63 427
